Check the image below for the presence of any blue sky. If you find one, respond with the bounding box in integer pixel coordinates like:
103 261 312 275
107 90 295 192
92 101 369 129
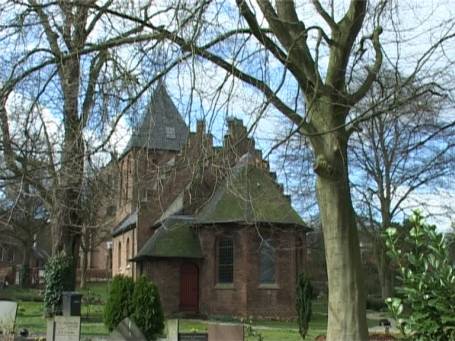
2 0 454 230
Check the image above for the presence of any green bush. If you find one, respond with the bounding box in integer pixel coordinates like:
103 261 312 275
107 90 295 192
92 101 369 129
296 272 313 339
43 254 74 316
384 211 455 340
104 275 135 331
132 276 164 340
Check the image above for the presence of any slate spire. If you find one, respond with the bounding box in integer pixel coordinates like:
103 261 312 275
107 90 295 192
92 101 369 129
126 83 189 152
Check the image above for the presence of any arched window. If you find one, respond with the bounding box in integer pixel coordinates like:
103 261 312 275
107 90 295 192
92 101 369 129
217 238 234 284
118 242 122 269
126 238 130 261
259 239 276 284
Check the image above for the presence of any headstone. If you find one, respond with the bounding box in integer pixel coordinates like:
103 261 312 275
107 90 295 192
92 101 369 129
46 318 55 341
109 317 146 341
208 323 244 341
47 316 81 341
54 316 81 341
0 301 17 336
167 319 179 341
179 333 208 341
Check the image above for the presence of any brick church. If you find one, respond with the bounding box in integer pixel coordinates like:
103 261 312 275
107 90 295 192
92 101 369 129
108 84 310 319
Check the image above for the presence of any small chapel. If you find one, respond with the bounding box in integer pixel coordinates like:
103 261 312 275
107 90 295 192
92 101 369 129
108 84 310 319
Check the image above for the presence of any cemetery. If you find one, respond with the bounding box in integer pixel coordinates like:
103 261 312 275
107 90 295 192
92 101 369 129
0 282 395 340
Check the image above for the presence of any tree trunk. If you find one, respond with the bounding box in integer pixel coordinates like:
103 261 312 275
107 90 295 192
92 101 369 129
377 246 393 300
313 130 368 341
21 244 32 288
80 248 88 289
50 56 84 289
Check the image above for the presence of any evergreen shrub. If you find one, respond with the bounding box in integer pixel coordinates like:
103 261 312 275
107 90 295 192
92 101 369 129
132 275 165 340
103 275 134 331
296 272 313 339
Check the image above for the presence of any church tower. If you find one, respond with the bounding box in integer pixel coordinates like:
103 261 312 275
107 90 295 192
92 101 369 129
111 83 189 277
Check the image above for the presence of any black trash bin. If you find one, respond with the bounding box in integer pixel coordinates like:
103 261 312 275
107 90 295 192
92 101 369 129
62 291 82 316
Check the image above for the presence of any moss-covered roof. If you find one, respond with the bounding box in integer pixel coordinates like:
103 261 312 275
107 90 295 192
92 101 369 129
133 217 203 260
134 156 307 261
195 160 305 227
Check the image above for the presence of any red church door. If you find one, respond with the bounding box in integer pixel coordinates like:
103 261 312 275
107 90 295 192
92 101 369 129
179 262 199 312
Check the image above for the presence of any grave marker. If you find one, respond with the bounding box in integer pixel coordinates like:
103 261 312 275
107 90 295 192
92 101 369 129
0 301 17 336
208 323 244 341
167 319 179 341
109 317 146 341
47 316 81 341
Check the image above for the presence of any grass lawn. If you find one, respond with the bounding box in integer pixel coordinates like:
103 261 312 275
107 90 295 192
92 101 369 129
179 301 383 341
0 283 110 337
2 283 386 340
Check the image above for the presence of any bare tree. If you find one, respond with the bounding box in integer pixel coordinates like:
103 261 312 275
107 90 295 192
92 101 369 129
0 101 52 286
351 71 455 299
0 0 180 286
99 1 455 338
78 161 115 289
0 182 48 287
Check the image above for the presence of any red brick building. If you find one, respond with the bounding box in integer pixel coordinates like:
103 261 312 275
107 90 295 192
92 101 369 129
110 84 310 319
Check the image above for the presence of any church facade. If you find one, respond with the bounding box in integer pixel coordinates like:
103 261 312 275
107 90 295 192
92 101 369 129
108 84 310 319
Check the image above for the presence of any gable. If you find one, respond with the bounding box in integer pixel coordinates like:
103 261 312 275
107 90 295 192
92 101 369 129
196 163 305 227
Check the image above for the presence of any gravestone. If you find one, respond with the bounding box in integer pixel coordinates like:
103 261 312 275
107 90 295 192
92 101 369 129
0 301 17 336
207 323 244 341
179 333 208 341
47 316 81 341
109 317 146 341
46 318 55 341
167 319 179 341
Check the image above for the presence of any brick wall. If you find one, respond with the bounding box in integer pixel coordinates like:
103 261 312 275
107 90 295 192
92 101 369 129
245 228 298 318
141 260 183 315
140 224 305 319
112 229 135 277
198 225 301 319
198 226 249 317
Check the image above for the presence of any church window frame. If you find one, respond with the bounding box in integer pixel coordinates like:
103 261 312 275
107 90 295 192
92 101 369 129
259 238 277 285
126 238 130 269
118 241 122 270
216 237 234 284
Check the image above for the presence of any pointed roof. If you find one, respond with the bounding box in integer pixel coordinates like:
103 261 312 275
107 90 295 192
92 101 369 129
195 153 307 228
126 83 189 152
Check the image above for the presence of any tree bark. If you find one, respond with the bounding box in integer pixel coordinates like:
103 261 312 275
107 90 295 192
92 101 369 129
80 248 88 289
376 246 393 300
317 177 368 340
313 128 368 341
21 243 32 288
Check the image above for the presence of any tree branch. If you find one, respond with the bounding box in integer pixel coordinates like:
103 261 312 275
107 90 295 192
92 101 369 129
312 0 337 31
